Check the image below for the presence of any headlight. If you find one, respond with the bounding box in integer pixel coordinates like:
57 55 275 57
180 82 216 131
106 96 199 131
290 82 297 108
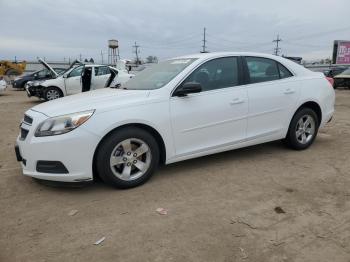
33 81 43 86
35 110 95 137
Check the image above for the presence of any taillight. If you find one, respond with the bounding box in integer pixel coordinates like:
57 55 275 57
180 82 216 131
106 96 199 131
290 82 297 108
326 77 334 87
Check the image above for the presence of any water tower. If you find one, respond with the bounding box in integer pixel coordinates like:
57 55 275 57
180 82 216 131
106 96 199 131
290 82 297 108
108 39 120 66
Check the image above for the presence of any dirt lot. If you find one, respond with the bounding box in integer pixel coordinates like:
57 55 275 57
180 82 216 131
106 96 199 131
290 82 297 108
0 88 350 262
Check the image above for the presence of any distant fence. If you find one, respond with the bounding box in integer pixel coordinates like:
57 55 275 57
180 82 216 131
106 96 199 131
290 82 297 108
304 64 350 72
25 61 71 73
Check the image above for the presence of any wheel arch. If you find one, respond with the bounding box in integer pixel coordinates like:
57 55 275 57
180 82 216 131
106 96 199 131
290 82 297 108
92 123 167 180
292 101 322 127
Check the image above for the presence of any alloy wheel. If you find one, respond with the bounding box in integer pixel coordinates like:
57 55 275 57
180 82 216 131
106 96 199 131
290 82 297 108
46 89 60 100
109 138 152 181
295 115 316 144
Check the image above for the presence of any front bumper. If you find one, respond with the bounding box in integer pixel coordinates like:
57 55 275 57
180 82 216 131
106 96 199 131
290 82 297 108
12 81 21 89
25 85 45 98
16 109 101 182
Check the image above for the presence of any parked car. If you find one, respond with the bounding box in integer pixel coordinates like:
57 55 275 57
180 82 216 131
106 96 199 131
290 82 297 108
26 63 133 101
334 68 350 89
12 59 66 89
322 66 348 78
0 77 6 93
15 52 335 189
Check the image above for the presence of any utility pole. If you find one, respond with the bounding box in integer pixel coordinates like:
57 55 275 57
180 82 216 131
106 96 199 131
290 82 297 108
133 42 140 64
201 27 208 53
273 34 282 56
100 50 104 64
79 54 82 61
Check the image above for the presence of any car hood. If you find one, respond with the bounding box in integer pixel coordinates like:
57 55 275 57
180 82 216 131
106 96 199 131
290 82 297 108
38 58 58 78
31 88 151 117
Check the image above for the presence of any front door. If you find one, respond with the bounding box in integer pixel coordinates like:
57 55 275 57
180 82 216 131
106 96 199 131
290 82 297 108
65 65 84 95
170 57 248 157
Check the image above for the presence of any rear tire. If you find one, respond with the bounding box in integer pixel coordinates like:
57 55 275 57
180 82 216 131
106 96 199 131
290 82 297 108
96 127 160 189
285 108 319 150
44 87 62 101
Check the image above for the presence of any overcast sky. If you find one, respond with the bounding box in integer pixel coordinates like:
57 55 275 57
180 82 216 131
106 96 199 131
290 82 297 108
1 0 350 62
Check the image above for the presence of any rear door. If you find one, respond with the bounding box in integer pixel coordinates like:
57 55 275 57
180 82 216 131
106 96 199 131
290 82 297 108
243 56 299 140
65 65 84 95
91 66 111 90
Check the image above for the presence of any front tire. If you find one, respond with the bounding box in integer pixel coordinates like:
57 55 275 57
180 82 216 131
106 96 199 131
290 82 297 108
44 87 62 101
96 127 160 189
285 108 319 150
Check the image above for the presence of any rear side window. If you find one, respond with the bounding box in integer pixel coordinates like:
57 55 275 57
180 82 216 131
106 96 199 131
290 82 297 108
245 57 293 83
246 57 279 84
181 57 239 92
278 63 293 79
94 66 110 76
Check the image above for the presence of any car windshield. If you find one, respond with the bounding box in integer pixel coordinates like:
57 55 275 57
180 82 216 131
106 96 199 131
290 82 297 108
55 68 67 75
122 58 197 90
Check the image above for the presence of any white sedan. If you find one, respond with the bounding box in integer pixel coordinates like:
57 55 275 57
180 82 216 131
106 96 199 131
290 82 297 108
26 61 133 101
15 52 335 188
0 77 7 93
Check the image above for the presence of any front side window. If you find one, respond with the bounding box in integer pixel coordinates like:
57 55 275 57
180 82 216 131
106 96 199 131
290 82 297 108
94 66 110 76
122 58 197 90
246 57 280 84
181 57 239 92
68 66 83 78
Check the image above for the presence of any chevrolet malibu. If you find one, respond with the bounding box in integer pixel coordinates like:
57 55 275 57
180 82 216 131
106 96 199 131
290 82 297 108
15 52 335 188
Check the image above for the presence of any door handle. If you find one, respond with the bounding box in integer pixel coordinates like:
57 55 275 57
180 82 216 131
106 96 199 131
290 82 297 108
284 88 295 94
230 98 245 105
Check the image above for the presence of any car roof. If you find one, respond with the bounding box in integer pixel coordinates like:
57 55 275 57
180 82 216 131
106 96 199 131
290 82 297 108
173 51 312 76
173 51 282 60
84 64 112 67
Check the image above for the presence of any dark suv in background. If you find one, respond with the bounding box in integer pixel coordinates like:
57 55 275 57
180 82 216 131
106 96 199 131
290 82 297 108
12 67 65 89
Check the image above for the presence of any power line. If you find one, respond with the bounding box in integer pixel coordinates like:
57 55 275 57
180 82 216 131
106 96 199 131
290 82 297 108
286 25 350 41
273 34 282 56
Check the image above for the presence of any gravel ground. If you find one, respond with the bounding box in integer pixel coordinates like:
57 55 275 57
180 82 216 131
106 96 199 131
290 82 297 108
0 88 350 262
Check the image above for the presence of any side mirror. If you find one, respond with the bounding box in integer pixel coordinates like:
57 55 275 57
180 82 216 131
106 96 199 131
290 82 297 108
174 82 202 97
33 74 38 80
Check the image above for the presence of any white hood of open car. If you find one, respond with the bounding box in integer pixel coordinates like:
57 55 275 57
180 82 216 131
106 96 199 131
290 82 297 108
31 88 151 117
38 58 59 78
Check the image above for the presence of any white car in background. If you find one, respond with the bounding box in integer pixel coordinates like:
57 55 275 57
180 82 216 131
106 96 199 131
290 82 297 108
26 61 133 101
0 77 7 93
16 52 335 189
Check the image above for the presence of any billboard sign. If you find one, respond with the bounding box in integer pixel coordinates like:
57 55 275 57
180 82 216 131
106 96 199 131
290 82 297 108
335 41 350 64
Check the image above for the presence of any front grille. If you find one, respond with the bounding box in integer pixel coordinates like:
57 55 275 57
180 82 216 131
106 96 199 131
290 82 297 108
20 128 29 140
23 114 33 125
